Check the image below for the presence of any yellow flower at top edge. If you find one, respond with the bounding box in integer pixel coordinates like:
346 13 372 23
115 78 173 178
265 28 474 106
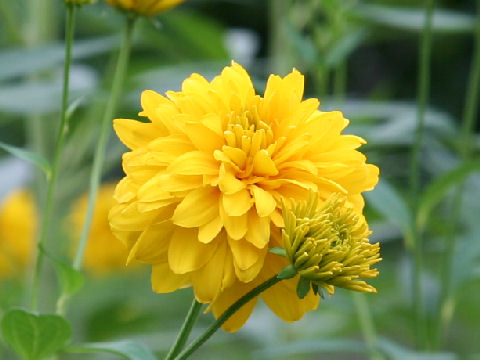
71 184 131 275
0 190 36 279
105 0 184 16
109 61 379 330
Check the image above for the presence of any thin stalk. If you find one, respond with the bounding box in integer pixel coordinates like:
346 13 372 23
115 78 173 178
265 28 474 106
175 276 283 360
352 293 384 360
164 299 203 360
434 0 480 347
30 4 76 311
408 0 434 349
72 15 136 270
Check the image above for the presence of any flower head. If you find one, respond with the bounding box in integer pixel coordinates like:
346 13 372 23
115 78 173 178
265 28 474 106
282 193 381 298
71 184 131 275
109 62 378 317
105 0 184 16
0 190 36 279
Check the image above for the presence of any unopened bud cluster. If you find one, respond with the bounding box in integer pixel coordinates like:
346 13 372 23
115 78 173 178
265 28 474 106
281 193 381 299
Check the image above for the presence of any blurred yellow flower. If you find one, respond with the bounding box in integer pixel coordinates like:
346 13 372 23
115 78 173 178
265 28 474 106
71 184 130 275
109 61 379 330
0 190 37 279
105 0 184 16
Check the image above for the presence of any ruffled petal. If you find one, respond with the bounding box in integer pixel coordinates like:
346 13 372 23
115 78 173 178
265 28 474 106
152 263 190 293
168 227 218 274
173 186 219 227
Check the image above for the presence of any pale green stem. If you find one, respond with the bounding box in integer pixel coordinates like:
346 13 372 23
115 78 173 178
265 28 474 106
352 293 384 360
434 0 480 347
30 4 76 311
72 16 136 270
164 300 203 360
408 0 434 349
174 276 283 360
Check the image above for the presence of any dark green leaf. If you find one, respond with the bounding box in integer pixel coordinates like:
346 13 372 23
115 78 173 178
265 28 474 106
0 141 51 176
1 309 72 360
64 340 157 360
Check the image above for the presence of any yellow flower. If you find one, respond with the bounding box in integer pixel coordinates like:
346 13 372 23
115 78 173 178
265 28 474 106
0 190 36 279
71 184 131 275
105 0 184 16
109 61 379 329
282 193 381 297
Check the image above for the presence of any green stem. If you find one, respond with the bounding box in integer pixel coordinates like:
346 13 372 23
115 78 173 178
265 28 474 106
408 0 434 349
352 293 384 360
72 15 136 270
175 276 283 360
164 299 203 360
434 0 480 347
0 0 22 44
29 4 76 311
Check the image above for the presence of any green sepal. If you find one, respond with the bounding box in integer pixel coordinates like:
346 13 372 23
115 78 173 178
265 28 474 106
277 264 298 280
296 277 311 299
269 246 287 258
312 283 319 296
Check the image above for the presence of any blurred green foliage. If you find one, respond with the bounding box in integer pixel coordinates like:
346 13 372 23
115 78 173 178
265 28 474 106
0 0 479 359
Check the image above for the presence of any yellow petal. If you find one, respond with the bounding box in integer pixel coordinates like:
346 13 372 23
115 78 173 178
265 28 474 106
252 150 278 176
222 189 252 216
152 263 190 293
251 185 276 217
168 227 218 274
198 216 223 244
167 151 219 176
184 121 224 152
210 280 259 332
113 118 158 150
228 237 264 271
220 202 247 240
245 210 270 249
217 164 245 195
192 240 228 303
127 221 173 264
173 186 219 228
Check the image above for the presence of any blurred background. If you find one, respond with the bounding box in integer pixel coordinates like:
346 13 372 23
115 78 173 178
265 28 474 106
0 0 479 359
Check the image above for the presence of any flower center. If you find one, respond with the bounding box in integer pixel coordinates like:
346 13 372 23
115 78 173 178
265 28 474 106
216 106 279 179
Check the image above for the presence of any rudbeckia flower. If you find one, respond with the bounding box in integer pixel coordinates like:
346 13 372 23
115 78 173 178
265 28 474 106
105 0 184 16
71 184 132 274
109 61 379 330
0 190 36 279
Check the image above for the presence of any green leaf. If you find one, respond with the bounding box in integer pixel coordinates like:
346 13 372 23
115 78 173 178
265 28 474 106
0 36 118 81
269 246 287 257
1 309 72 360
354 5 475 34
64 340 157 360
324 29 368 68
417 158 480 230
365 179 414 247
39 245 84 296
277 264 298 280
0 141 51 177
296 277 311 299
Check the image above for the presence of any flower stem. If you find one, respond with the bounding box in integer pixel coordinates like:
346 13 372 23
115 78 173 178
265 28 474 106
408 0 434 349
72 15 136 270
352 293 384 360
29 3 76 311
164 299 203 360
434 0 480 347
174 276 283 360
